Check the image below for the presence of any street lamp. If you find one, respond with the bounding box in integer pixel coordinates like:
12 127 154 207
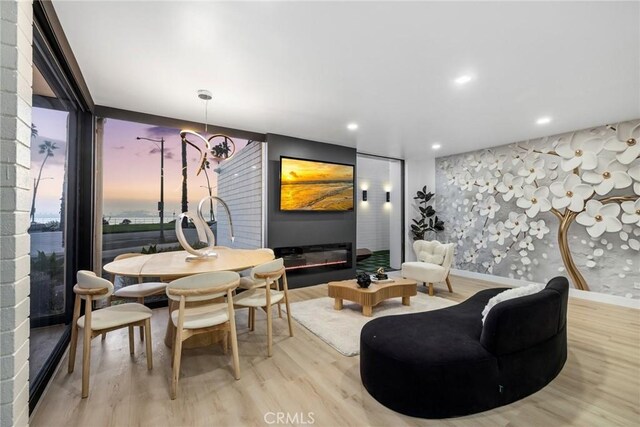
136 136 165 242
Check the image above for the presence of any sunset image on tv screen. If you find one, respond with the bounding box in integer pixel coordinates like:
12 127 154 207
280 158 354 211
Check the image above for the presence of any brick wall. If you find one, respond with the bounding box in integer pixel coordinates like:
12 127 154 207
0 1 32 426
214 142 263 249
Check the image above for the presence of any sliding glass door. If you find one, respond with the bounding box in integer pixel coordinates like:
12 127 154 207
29 11 94 410
29 75 74 379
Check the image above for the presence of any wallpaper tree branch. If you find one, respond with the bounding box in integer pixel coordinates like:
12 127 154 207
436 119 640 298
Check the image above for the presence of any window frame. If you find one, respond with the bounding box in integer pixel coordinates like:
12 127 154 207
29 2 95 411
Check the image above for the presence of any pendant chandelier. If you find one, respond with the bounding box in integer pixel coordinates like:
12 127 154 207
180 89 236 177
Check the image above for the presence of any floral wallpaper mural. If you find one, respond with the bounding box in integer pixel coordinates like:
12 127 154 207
436 119 640 299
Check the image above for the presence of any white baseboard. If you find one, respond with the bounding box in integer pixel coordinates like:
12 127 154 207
450 268 640 310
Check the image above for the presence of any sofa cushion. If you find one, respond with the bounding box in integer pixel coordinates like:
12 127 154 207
361 288 503 366
481 283 545 324
480 277 568 356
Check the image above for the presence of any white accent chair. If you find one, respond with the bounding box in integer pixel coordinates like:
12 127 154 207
68 271 153 398
108 252 167 341
234 258 293 357
166 271 241 399
401 240 455 296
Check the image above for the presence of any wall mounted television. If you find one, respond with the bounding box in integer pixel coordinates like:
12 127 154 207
279 156 354 211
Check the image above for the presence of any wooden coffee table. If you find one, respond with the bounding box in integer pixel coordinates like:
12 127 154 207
327 278 418 317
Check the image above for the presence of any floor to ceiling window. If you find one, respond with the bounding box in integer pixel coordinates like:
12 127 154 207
29 4 95 410
97 115 265 289
28 72 71 382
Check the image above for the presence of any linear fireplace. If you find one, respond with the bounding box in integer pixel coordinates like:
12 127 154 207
274 243 353 275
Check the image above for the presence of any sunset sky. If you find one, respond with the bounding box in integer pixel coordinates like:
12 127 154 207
30 107 68 221
102 118 248 220
31 109 248 221
281 158 353 183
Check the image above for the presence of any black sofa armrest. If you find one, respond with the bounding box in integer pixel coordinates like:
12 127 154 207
480 286 564 356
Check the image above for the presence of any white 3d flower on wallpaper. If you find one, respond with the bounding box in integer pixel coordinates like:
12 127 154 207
437 120 640 297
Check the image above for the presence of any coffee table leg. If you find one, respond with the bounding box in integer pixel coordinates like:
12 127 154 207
363 305 372 317
334 298 343 310
402 296 410 306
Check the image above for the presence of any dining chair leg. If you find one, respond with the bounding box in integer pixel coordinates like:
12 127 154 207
445 276 453 293
229 326 240 380
68 295 81 374
250 308 255 332
128 326 134 355
227 292 241 380
81 298 93 399
247 307 253 329
144 319 153 370
138 298 145 341
284 294 294 338
171 298 185 400
68 325 78 374
275 278 283 318
266 305 273 358
171 327 183 400
222 329 229 355
283 273 294 337
81 327 92 398
166 299 176 348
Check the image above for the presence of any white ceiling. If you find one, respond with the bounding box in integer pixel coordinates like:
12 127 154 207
53 1 640 159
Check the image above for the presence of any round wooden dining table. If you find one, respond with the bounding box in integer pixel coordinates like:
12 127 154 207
103 247 275 279
103 247 275 348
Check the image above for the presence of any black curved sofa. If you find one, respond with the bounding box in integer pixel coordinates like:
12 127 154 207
360 277 569 419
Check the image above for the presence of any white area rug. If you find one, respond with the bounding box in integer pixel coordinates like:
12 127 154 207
287 293 456 356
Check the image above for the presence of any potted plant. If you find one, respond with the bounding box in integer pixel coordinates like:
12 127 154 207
411 186 445 241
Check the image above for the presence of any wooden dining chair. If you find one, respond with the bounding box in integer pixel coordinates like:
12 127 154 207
234 258 294 357
166 271 241 399
68 271 153 398
238 248 285 319
106 252 167 341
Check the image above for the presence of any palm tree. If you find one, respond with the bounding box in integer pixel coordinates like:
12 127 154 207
181 138 188 226
30 141 58 223
31 123 38 139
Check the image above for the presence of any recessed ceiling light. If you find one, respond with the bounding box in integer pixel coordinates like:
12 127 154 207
347 123 358 131
536 116 552 125
454 75 473 85
432 143 442 150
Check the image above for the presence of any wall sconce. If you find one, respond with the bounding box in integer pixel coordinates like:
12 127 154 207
386 191 390 202
362 190 368 202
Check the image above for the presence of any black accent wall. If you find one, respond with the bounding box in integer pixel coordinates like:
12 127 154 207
266 134 357 288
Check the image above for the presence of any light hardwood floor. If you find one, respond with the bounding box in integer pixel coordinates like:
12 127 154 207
31 275 640 427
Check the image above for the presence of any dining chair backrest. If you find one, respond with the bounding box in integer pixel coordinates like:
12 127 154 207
166 271 240 302
76 270 114 300
257 248 275 257
250 258 284 281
